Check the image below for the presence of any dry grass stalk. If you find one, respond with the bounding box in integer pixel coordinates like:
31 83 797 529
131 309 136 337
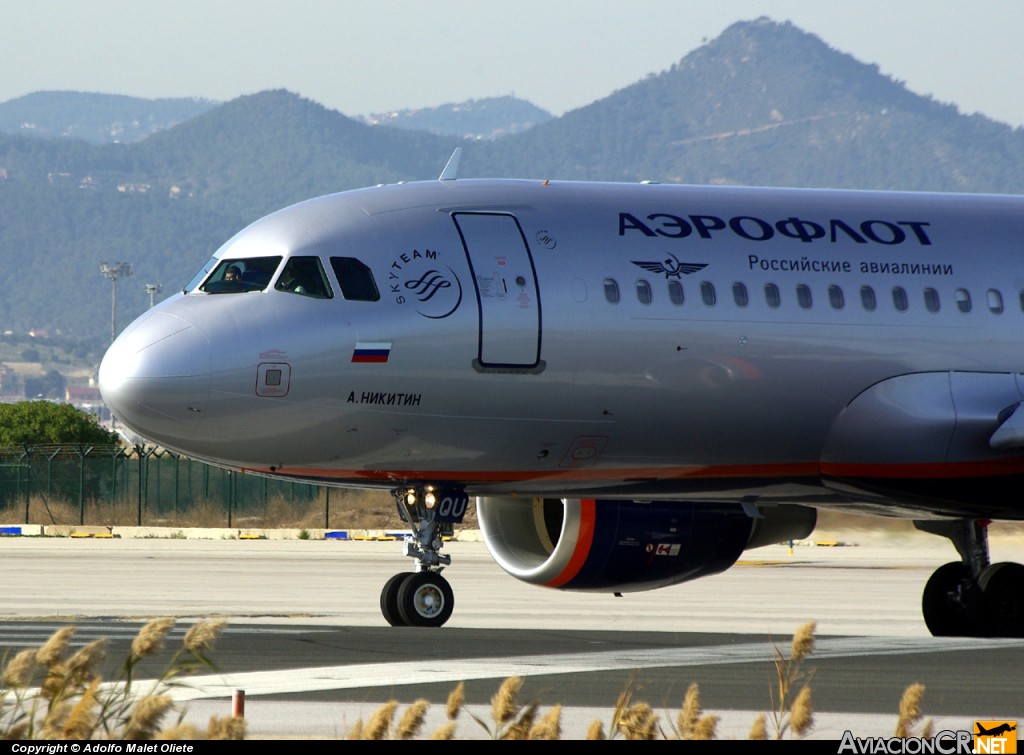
528 703 562 740
502 701 538 740
131 618 176 659
789 686 814 737
791 620 817 663
748 713 768 740
446 680 465 719
692 715 720 740
586 719 606 740
396 699 430 740
1 619 239 741
345 719 364 740
124 694 173 740
66 639 107 686
767 620 818 739
183 620 226 654
895 683 927 738
431 721 458 740
677 681 702 738
363 700 399 740
618 701 658 740
61 677 100 739
36 627 76 668
490 675 523 726
205 715 246 740
2 648 38 688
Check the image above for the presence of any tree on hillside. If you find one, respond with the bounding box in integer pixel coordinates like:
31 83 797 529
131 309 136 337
0 401 120 446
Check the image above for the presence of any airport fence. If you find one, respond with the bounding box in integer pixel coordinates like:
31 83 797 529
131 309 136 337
0 443 326 527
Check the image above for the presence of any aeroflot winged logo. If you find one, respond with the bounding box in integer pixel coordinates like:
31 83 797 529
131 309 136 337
631 254 707 279
389 248 463 319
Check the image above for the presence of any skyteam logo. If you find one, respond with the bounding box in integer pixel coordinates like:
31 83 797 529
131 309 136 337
631 253 707 279
389 248 463 319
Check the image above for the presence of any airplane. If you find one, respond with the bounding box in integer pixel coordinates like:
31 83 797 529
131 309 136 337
98 148 1024 636
976 723 1017 737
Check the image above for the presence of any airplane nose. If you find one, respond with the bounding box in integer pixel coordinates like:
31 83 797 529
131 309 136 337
98 312 212 446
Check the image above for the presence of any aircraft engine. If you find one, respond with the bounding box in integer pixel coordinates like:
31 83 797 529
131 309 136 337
476 497 816 592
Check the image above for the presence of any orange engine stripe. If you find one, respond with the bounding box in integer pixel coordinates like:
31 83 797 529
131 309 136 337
545 498 596 588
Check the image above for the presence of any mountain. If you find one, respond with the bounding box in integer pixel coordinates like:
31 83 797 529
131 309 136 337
0 92 551 146
0 91 220 143
0 17 1022 375
356 96 553 140
470 18 1024 191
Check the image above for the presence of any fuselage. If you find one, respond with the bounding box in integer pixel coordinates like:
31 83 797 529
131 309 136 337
98 178 1024 516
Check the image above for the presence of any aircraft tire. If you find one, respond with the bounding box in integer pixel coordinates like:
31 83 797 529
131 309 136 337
979 561 1024 637
380 573 411 627
922 561 981 637
397 571 454 628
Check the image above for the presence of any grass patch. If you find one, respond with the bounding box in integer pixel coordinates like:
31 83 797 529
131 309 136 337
2 622 933 740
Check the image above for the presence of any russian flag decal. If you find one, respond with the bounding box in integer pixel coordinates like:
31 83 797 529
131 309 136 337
352 342 391 363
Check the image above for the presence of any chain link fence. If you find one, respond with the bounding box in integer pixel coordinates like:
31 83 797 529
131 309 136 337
0 444 332 527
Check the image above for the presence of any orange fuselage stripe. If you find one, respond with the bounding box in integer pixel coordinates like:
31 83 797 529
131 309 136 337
246 458 1024 483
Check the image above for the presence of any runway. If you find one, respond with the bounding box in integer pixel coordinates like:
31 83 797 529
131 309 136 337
1 528 1022 740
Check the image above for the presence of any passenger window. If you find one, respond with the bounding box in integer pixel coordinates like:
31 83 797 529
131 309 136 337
700 281 717 306
636 280 652 305
955 288 971 313
331 257 380 301
988 289 1004 314
796 284 812 309
923 288 940 313
199 256 283 294
764 283 780 309
892 286 908 312
603 278 620 304
668 280 684 305
860 286 876 311
732 282 749 307
275 256 333 299
828 285 844 310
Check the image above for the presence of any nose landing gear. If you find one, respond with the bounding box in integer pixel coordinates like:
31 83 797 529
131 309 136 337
379 486 469 628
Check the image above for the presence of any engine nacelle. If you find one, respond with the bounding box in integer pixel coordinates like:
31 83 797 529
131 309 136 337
476 497 816 593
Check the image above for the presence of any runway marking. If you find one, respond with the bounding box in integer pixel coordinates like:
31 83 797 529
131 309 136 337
0 623 330 648
159 635 1024 701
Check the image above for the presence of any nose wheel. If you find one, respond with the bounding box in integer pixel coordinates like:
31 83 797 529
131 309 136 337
381 571 455 627
379 485 468 628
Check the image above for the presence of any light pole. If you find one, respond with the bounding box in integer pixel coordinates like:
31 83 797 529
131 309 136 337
100 261 132 343
145 283 162 309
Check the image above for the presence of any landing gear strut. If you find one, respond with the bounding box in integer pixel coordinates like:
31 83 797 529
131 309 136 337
916 518 1024 637
379 486 468 627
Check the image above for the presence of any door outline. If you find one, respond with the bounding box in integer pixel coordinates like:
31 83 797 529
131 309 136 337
452 212 543 370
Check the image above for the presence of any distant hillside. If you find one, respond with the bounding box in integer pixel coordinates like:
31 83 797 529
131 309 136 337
0 17 1022 365
356 96 552 140
0 91 220 143
472 17 1024 191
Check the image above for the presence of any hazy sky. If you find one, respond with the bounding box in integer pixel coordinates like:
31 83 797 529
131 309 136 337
4 1 1023 127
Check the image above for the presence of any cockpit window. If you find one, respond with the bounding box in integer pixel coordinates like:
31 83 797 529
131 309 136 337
199 257 282 294
330 257 380 301
184 257 217 293
275 256 333 299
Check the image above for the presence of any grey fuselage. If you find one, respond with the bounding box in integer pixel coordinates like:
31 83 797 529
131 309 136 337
98 178 1024 519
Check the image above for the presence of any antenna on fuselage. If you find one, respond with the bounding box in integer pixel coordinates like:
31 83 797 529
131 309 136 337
438 147 461 181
